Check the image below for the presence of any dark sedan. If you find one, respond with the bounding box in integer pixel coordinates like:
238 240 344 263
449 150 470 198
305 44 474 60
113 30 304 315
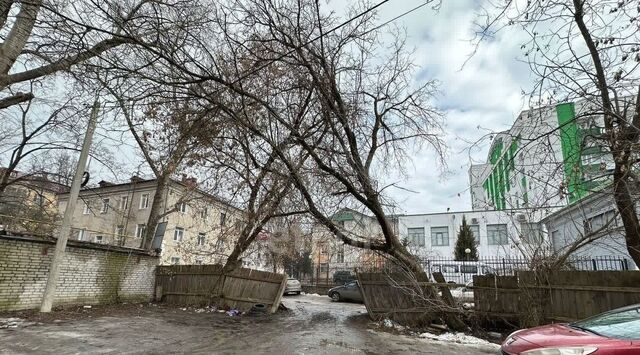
328 280 363 303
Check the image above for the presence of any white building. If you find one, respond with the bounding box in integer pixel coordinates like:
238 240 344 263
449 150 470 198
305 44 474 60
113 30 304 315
470 99 611 212
396 210 548 259
542 188 638 269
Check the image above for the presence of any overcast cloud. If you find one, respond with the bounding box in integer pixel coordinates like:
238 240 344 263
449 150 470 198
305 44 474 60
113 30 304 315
356 0 535 214
90 0 536 215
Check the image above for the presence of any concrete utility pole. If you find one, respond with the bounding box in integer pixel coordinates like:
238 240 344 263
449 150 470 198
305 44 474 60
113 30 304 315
40 100 100 313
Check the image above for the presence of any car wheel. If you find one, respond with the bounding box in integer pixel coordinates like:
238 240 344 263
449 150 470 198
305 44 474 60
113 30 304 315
296 291 301 295
330 292 341 302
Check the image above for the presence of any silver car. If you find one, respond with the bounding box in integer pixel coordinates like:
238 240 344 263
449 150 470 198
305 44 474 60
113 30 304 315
284 277 302 295
328 280 363 303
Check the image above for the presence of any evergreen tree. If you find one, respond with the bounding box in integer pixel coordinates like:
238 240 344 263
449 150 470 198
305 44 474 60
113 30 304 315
454 216 479 261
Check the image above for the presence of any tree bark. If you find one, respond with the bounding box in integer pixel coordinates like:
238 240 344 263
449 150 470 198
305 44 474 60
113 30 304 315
141 173 170 250
0 0 42 75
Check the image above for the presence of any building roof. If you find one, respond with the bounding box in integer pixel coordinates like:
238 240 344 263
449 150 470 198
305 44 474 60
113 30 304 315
57 176 242 212
0 168 70 194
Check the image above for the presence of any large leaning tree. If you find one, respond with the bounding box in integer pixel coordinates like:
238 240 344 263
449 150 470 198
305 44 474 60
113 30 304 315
0 0 209 228
177 0 448 277
0 0 193 108
477 0 640 265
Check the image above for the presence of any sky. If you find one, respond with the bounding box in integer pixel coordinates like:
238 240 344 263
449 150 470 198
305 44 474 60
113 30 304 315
86 0 536 215
337 0 535 214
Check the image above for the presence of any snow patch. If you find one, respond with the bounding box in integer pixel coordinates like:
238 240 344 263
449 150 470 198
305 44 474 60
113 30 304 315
419 332 499 348
0 317 37 329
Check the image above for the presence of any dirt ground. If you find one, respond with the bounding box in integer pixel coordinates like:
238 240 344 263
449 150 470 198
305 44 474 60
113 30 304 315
0 294 500 354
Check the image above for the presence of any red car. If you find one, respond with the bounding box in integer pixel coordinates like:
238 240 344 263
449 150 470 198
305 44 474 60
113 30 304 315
501 304 640 354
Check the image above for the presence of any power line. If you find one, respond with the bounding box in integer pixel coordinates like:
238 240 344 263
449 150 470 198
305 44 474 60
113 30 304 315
227 0 393 86
360 0 434 37
97 0 434 110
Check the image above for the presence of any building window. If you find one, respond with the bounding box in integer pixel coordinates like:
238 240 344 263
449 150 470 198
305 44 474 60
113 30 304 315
319 263 329 273
220 212 227 226
336 245 345 263
551 230 562 250
135 224 146 238
195 258 203 265
215 238 225 250
139 193 149 209
174 227 184 242
200 207 208 219
101 198 110 214
197 233 206 246
431 226 449 246
178 202 187 213
170 257 180 265
487 224 508 245
469 225 480 244
586 210 617 234
95 235 104 243
34 193 44 206
407 227 426 246
119 196 128 210
77 229 87 241
83 201 90 215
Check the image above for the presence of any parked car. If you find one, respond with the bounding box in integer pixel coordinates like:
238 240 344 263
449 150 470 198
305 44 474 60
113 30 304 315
427 261 496 284
501 304 640 354
328 280 363 303
284 277 302 295
333 270 356 285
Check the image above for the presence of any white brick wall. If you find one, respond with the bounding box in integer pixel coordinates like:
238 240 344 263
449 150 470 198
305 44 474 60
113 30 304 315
0 235 159 312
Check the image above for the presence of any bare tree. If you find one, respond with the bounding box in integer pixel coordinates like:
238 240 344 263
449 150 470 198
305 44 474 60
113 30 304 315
0 96 81 196
171 112 310 273
0 1 134 107
104 85 222 249
198 0 445 277
476 0 640 265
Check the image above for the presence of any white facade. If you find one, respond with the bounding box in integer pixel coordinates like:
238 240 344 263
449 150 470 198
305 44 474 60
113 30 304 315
542 189 638 269
396 210 549 259
470 99 612 213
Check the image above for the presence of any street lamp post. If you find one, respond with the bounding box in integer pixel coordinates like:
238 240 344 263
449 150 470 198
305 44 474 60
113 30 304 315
464 248 471 283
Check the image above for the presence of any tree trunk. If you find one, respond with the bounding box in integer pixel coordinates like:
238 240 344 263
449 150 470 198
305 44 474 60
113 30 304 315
0 0 41 76
222 241 246 274
0 170 10 198
223 222 265 274
389 242 468 331
141 174 170 250
613 172 640 266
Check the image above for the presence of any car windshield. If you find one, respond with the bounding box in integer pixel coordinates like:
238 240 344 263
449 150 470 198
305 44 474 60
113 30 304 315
570 306 640 340
346 281 358 287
